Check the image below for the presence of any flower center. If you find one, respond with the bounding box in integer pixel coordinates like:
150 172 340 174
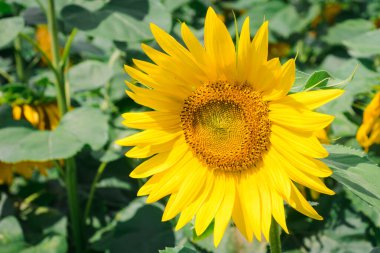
180 81 271 172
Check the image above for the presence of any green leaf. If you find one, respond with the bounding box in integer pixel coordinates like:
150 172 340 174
324 145 380 211
304 70 331 90
0 107 109 163
90 198 175 253
0 216 26 253
20 236 67 253
343 30 380 57
61 0 172 43
323 19 375 46
58 107 109 150
67 60 113 93
159 246 197 253
0 17 24 48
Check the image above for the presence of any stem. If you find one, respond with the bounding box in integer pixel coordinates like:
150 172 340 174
60 28 77 69
47 0 68 117
269 218 282 253
47 0 82 252
64 158 83 253
14 36 25 82
84 162 107 223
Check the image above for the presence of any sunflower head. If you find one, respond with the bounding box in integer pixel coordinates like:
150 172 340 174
118 7 343 246
12 102 60 130
356 92 380 151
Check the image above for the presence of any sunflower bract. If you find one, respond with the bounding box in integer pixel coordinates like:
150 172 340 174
117 7 344 246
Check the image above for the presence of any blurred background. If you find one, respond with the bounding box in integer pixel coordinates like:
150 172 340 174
0 0 380 252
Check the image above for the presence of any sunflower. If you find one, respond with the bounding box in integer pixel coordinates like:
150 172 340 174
356 92 380 151
0 103 59 184
117 7 343 245
12 102 60 130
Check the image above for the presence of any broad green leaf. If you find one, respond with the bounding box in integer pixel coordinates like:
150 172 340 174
0 216 26 253
90 198 175 253
58 107 108 150
323 19 375 45
324 145 380 211
0 17 24 48
159 246 197 253
20 236 67 253
270 5 319 38
67 60 113 93
343 30 380 57
304 70 331 90
61 0 172 43
228 1 286 36
0 107 109 163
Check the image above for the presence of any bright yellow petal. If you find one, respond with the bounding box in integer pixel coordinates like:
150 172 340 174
287 183 323 220
121 111 180 130
213 175 235 246
175 170 214 230
181 23 217 80
271 124 328 158
146 151 194 203
150 23 206 77
286 89 344 109
269 104 334 132
271 137 332 178
130 141 188 178
195 172 225 235
271 191 289 233
204 7 236 80
237 17 251 82
162 160 207 221
116 129 182 147
126 137 181 158
257 174 272 241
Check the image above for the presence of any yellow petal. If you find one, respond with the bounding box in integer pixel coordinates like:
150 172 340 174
271 136 332 177
271 124 328 158
116 129 182 147
147 152 193 203
126 137 182 158
121 111 180 130
271 191 289 233
195 172 225 235
287 89 344 110
258 175 272 241
130 141 189 178
262 150 291 200
269 104 334 132
287 183 323 220
162 161 207 221
213 175 235 246
237 17 251 82
150 23 206 81
204 7 236 80
175 171 214 230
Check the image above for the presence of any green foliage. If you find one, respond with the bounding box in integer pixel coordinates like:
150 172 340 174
0 107 108 162
0 17 24 48
324 145 380 212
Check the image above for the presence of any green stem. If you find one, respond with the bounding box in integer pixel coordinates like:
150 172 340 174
47 0 82 252
47 0 68 117
84 162 108 223
269 218 282 253
64 158 83 253
14 36 25 82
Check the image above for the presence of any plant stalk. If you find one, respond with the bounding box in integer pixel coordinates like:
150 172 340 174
47 0 82 252
84 162 108 223
14 36 25 82
47 0 67 117
269 218 282 253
